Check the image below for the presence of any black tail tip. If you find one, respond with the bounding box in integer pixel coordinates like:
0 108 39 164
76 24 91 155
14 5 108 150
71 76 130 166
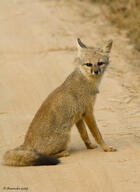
34 154 60 166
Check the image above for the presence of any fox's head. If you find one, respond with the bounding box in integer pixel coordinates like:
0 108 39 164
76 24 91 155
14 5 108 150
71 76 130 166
76 38 113 79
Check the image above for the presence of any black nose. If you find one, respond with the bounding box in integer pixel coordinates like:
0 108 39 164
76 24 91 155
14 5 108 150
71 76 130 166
94 65 100 74
94 69 99 74
94 68 101 74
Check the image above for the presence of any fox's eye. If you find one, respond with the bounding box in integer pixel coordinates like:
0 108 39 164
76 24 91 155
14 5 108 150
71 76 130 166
85 63 92 67
97 62 104 66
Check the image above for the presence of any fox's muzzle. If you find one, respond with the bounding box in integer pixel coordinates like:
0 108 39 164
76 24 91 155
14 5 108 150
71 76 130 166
94 65 101 75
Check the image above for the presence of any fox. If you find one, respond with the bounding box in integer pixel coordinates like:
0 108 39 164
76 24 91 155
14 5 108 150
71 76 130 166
3 38 116 167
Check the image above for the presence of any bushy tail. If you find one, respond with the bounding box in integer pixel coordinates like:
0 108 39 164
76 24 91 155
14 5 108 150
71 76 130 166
3 147 60 166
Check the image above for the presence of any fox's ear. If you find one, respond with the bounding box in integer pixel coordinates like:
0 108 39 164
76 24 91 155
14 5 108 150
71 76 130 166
99 39 113 56
76 38 87 56
76 38 87 49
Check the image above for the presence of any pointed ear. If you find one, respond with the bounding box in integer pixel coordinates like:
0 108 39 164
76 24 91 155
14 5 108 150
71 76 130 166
99 39 113 56
76 38 87 57
77 38 87 49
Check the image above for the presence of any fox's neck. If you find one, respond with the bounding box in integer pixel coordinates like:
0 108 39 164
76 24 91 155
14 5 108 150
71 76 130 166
63 68 101 96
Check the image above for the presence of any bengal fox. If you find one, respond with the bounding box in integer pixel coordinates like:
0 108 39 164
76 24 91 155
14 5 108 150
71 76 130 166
3 38 116 166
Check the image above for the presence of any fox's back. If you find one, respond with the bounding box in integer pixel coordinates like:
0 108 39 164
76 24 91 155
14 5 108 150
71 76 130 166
25 69 93 138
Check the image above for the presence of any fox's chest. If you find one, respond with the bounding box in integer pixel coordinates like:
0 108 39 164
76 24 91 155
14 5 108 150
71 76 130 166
73 96 96 123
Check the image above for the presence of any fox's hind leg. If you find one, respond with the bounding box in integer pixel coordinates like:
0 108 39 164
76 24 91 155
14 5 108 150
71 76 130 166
54 150 70 158
76 120 97 149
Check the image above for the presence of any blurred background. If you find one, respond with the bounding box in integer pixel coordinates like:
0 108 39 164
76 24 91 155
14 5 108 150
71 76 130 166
92 0 140 52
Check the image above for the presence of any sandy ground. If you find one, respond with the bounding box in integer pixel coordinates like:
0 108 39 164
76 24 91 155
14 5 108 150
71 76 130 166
0 0 140 192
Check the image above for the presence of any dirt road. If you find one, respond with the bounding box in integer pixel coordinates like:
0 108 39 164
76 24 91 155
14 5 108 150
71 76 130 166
0 0 140 192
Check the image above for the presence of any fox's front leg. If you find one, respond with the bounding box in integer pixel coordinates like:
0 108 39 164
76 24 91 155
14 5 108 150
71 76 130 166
76 120 97 149
84 109 117 152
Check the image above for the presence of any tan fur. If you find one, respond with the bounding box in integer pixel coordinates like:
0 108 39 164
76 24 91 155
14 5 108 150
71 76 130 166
3 38 116 167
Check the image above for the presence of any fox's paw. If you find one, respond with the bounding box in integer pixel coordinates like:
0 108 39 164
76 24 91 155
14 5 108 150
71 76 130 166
103 145 117 152
86 143 97 149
